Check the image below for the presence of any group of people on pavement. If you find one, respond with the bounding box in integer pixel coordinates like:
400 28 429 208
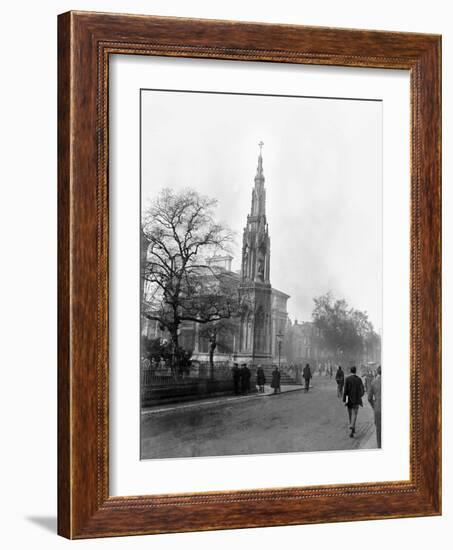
311 363 335 378
233 363 314 395
335 364 382 446
231 363 252 395
270 363 314 394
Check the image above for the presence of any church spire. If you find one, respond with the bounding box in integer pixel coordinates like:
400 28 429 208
251 141 266 217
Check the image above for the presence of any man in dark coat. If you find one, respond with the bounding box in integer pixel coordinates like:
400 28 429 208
271 367 281 394
303 363 312 392
335 365 345 398
240 364 250 394
232 363 240 395
342 366 365 437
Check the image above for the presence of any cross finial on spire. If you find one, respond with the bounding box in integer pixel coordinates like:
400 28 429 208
255 141 265 184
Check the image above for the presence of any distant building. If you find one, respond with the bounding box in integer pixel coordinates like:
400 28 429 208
206 255 234 272
285 319 328 365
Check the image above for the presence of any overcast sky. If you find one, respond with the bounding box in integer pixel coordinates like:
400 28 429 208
141 90 382 332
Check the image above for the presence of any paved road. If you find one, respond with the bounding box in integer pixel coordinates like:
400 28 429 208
140 377 378 459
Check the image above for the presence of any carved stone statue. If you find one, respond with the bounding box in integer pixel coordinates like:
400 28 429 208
257 256 265 280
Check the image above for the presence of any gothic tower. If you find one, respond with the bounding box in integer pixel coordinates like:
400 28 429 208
237 142 273 363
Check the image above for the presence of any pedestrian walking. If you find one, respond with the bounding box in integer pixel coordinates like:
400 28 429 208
342 366 365 437
271 366 281 394
232 363 240 395
303 363 312 392
256 365 266 393
367 365 382 447
335 365 345 398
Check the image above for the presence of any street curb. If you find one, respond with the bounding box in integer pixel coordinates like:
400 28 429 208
258 386 306 397
142 385 306 415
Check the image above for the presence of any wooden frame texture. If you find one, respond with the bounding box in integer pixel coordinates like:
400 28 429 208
58 10 441 539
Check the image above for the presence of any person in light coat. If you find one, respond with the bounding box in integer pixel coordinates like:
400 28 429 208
368 365 382 447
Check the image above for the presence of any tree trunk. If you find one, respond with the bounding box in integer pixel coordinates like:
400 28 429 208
209 342 217 380
170 328 179 379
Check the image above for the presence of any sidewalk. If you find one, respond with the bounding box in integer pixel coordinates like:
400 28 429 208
142 384 306 416
358 419 379 449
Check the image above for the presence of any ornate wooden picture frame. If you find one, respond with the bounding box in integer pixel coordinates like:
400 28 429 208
58 11 441 539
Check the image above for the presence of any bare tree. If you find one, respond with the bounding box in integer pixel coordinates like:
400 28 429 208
141 188 236 372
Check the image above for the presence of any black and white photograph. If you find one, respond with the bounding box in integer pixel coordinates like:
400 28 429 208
140 89 383 460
